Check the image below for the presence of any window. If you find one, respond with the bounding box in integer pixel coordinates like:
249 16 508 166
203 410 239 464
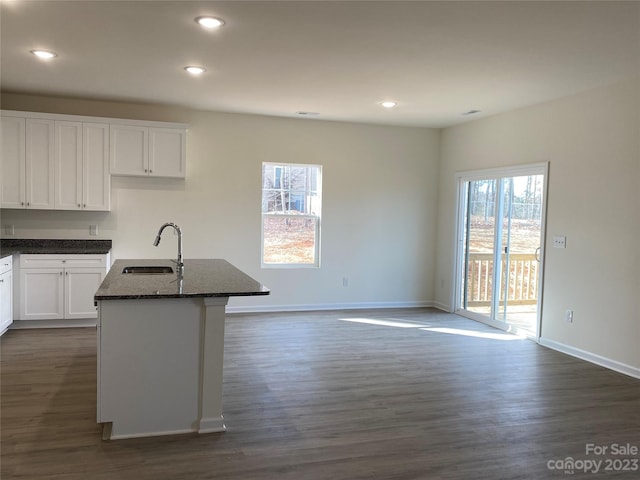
261 162 322 267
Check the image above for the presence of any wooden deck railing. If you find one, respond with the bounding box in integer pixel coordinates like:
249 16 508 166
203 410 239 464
466 253 539 307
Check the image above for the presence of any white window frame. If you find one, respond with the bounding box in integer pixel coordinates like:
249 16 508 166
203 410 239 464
261 162 322 268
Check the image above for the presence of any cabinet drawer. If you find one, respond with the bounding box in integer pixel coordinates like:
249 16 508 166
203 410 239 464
19 254 107 269
0 255 12 275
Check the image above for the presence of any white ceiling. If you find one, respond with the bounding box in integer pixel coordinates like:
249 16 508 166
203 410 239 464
1 0 639 128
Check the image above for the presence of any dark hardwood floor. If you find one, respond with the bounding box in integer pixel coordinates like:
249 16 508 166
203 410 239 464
1 308 639 479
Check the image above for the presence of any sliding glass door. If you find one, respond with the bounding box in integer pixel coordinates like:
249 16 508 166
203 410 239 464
456 165 547 338
461 179 498 317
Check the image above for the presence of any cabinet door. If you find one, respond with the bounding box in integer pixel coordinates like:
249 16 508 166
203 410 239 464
54 121 83 210
26 118 55 209
65 268 104 319
0 270 13 333
83 123 110 211
19 268 64 320
1 116 26 208
149 128 186 178
110 124 148 176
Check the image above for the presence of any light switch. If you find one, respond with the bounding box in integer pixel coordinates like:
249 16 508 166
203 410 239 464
90 225 98 236
553 236 566 248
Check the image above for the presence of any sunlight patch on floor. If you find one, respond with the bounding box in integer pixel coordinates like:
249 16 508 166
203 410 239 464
420 327 524 341
339 318 431 328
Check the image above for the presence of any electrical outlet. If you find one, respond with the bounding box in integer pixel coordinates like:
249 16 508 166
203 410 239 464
565 309 573 323
553 236 566 248
4 224 14 235
89 225 98 236
342 276 349 287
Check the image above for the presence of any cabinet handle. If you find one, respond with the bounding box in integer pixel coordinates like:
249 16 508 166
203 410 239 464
144 169 148 173
65 271 68 276
78 204 81 208
83 204 86 208
149 169 153 173
21 202 24 206
26 202 30 207
60 271 63 276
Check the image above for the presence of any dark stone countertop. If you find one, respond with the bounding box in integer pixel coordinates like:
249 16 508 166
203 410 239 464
94 259 270 301
0 239 112 257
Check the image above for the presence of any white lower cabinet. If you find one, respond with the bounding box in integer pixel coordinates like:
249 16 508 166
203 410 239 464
17 254 108 321
65 268 106 318
0 256 13 334
19 268 64 320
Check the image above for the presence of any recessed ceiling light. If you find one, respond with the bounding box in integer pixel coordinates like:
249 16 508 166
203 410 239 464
30 50 57 60
184 66 206 75
195 16 225 29
380 101 397 108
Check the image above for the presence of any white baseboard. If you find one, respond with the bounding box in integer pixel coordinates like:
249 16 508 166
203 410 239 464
8 303 440 325
10 318 97 329
108 427 197 440
431 301 452 313
539 337 640 380
226 300 434 314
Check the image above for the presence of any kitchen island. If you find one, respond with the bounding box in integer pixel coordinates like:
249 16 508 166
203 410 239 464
94 258 269 440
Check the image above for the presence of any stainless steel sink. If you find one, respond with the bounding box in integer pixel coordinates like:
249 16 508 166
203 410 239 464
122 266 174 275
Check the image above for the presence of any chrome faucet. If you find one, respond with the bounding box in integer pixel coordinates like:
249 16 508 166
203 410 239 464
153 222 184 275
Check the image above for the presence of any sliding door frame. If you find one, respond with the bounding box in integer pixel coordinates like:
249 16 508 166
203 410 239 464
452 162 549 340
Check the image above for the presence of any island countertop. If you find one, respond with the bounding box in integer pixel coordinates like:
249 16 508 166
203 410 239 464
94 259 270 301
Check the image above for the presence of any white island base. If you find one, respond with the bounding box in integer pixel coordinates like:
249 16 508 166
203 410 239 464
97 296 230 440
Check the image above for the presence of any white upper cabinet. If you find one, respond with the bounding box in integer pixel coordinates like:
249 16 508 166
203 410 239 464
55 120 110 211
110 124 186 178
1 116 55 210
149 127 187 177
2 110 187 210
83 123 110 210
1 116 26 208
55 121 83 210
109 124 148 176
26 118 56 209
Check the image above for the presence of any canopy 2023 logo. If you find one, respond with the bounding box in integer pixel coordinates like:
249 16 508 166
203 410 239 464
547 443 638 475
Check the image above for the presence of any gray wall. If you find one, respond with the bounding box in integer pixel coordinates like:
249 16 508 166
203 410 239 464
435 77 640 372
0 92 441 311
3 76 639 374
